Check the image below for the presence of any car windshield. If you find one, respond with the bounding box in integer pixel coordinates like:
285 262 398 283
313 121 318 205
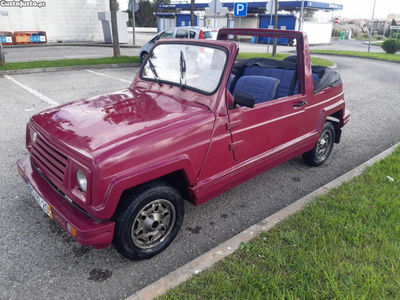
142 43 227 94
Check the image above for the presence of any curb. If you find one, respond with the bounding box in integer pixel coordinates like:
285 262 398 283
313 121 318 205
126 142 400 300
309 52 400 65
0 63 142 76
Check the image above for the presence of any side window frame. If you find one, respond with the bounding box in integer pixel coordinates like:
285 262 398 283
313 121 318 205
159 29 175 39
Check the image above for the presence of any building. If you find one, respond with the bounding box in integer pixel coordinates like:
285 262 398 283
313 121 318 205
0 0 110 42
156 1 343 45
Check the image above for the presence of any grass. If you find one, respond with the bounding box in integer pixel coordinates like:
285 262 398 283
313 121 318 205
160 146 400 300
238 52 334 67
0 56 140 71
0 52 334 71
309 50 400 63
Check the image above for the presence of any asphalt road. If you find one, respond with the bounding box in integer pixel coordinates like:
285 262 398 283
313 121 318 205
1 56 399 300
3 34 386 63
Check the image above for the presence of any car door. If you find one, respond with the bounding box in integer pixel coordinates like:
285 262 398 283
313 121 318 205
227 72 310 162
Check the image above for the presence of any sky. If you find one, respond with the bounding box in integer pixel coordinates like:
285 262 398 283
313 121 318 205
120 0 400 19
337 0 400 19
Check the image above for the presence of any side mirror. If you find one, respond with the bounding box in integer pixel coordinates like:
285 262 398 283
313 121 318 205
229 91 255 109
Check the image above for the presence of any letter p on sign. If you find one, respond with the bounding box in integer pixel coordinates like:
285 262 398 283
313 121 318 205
234 2 248 17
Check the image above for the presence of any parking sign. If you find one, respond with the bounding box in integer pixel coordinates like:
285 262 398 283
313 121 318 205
234 2 247 17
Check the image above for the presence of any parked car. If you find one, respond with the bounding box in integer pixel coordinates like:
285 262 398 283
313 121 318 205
18 28 350 260
139 26 218 63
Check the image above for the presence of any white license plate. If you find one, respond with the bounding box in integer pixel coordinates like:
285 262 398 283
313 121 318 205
27 181 53 219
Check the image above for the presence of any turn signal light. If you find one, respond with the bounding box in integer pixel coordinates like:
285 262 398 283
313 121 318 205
66 223 77 237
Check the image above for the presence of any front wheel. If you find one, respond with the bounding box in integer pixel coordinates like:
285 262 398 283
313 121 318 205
302 122 336 167
112 182 184 260
140 52 148 64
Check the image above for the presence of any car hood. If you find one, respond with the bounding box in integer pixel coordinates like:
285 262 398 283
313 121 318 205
31 88 208 157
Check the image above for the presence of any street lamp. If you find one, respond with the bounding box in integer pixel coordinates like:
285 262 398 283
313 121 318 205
368 0 377 53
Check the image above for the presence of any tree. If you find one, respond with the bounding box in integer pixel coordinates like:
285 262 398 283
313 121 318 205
126 0 169 27
272 0 278 57
110 0 121 57
190 0 195 26
0 42 5 66
391 19 398 26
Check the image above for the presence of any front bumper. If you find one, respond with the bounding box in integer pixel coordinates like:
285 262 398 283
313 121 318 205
17 156 115 249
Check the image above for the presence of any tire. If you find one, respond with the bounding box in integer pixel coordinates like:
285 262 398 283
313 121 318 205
140 52 148 64
112 181 184 260
302 122 336 167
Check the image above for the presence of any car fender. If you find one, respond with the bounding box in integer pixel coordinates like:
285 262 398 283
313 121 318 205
98 154 198 219
315 99 346 133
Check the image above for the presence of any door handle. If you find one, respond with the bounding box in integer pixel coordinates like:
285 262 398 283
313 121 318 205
293 100 307 108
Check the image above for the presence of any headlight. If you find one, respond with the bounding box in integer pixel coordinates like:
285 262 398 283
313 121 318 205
76 170 87 192
29 128 37 143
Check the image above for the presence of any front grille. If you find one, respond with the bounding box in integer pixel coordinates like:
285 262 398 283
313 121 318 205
31 136 68 183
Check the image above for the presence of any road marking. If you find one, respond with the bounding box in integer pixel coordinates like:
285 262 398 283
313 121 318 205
85 69 132 83
4 75 59 107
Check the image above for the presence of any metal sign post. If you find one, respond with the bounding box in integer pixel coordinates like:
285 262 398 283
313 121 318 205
234 3 247 44
129 1 139 45
266 1 275 54
298 0 305 31
209 0 222 28
368 0 376 53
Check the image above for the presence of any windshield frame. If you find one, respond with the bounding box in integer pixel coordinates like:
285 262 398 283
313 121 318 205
139 40 229 96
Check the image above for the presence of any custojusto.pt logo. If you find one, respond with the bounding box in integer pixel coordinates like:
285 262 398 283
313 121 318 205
0 0 46 8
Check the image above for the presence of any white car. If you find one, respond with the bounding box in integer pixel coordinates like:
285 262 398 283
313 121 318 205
139 27 218 63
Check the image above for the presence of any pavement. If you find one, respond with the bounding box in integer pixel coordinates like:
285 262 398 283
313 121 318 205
1 55 400 299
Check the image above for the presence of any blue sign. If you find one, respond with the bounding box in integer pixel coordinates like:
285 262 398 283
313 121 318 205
234 2 247 17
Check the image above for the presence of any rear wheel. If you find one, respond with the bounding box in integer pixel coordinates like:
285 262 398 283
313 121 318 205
302 122 336 166
112 182 184 260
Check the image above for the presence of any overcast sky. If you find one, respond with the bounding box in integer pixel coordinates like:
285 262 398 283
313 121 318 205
120 0 400 19
337 0 400 19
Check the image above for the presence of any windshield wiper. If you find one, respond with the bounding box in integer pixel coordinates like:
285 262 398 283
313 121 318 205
179 51 186 91
148 58 162 86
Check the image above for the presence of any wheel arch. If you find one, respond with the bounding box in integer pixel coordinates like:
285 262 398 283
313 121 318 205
104 156 197 219
316 100 345 143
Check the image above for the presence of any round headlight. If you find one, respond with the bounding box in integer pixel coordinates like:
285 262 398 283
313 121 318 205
76 170 87 192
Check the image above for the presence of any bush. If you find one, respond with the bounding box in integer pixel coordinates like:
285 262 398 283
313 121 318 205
381 39 400 54
362 33 370 39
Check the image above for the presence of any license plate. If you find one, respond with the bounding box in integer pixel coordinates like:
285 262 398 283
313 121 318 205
27 181 53 219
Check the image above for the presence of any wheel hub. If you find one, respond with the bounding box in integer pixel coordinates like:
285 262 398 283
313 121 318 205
131 199 175 249
316 130 332 160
